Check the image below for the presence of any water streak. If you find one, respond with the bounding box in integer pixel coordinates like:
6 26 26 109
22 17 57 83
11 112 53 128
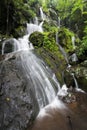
72 36 75 49
57 17 61 28
71 73 79 89
40 7 46 21
56 32 69 64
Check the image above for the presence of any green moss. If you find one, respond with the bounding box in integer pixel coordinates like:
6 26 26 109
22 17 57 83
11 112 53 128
35 47 66 84
58 27 75 53
43 31 58 53
43 21 58 32
29 31 44 47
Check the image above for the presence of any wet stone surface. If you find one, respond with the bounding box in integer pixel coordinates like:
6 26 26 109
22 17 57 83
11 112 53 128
0 56 39 130
28 91 87 130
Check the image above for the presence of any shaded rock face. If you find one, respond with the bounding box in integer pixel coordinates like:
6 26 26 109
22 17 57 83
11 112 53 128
0 55 39 130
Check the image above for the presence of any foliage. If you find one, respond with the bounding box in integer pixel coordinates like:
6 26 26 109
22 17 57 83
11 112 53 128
58 27 74 52
77 23 87 61
0 0 87 62
43 21 57 32
0 0 38 36
43 31 58 53
29 30 59 54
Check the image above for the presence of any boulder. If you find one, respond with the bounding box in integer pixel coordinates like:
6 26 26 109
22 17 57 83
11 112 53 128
0 54 39 130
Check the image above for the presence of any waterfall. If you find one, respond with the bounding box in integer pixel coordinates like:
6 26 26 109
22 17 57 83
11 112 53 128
52 73 60 90
26 23 43 35
72 36 76 49
2 22 61 109
71 73 79 89
71 73 85 93
56 32 69 64
57 17 61 28
58 84 68 97
40 7 46 21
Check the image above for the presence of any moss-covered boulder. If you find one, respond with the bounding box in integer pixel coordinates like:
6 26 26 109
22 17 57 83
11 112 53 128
58 27 74 52
29 31 44 47
29 29 67 83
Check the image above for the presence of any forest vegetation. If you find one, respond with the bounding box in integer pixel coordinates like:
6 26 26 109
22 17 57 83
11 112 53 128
0 0 87 61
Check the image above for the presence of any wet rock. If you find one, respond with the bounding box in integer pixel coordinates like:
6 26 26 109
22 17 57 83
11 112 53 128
69 53 78 65
70 63 87 92
80 60 87 67
0 55 5 61
28 91 87 130
62 92 76 104
0 56 39 130
63 70 75 88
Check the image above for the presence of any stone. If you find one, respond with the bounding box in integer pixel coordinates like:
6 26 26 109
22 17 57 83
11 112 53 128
0 54 39 130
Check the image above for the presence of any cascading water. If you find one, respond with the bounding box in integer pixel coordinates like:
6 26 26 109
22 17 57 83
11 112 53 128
72 36 76 49
71 73 79 89
71 73 85 93
40 7 46 21
57 17 61 28
2 22 60 109
56 32 69 64
26 23 43 35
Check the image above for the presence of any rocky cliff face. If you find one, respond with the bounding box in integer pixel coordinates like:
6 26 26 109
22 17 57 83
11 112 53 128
0 53 39 130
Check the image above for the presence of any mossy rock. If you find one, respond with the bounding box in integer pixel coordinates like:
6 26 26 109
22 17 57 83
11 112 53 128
35 47 66 85
0 43 2 54
43 21 57 32
58 27 75 53
29 31 44 47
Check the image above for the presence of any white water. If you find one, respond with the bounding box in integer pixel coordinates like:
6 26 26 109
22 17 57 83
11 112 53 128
26 23 43 35
56 32 69 64
58 84 68 97
71 73 85 93
52 73 60 90
2 22 62 109
58 17 61 28
40 7 46 21
71 73 79 89
37 96 67 119
72 36 76 49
